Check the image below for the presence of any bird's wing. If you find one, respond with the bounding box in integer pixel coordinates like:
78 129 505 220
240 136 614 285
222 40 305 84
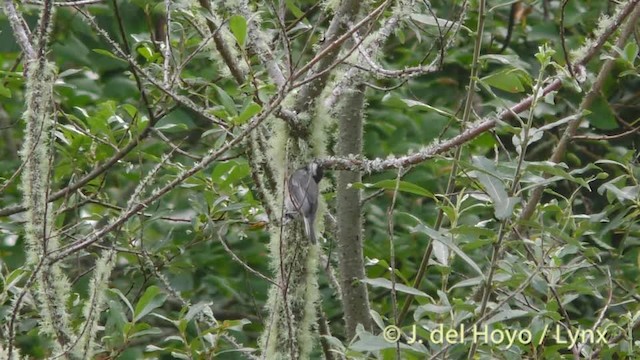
288 169 315 213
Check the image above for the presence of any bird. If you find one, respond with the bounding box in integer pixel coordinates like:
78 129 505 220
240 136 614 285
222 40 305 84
285 162 323 243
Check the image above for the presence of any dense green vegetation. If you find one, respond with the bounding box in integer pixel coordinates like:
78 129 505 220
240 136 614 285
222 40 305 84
1 0 639 359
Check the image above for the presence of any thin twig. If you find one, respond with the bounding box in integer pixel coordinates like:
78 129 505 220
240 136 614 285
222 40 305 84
217 229 278 286
3 0 36 60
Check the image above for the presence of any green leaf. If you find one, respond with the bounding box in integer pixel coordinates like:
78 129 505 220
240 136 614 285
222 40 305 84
92 48 126 62
381 94 455 118
108 288 135 316
150 313 177 326
350 332 412 352
450 276 483 289
121 103 139 118
411 222 484 277
184 302 210 322
145 345 166 352
598 183 640 202
361 277 429 297
476 170 506 210
397 98 455 118
486 309 530 324
221 318 252 331
129 323 162 338
0 83 12 98
211 160 250 186
622 42 639 64
481 68 526 93
4 268 27 290
480 54 531 71
415 303 451 315
594 159 626 169
137 45 155 61
170 351 191 360
352 180 434 198
232 102 261 125
494 196 519 220
156 122 188 131
104 299 127 348
472 156 519 220
410 13 470 33
586 95 617 130
214 85 237 116
229 15 247 47
178 318 188 334
432 239 449 266
133 285 168 322
156 108 194 133
285 0 304 18
526 161 590 188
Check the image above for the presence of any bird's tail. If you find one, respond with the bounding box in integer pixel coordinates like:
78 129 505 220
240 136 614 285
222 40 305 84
303 218 316 244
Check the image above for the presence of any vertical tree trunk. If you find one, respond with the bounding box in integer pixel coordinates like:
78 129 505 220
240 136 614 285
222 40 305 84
336 84 372 338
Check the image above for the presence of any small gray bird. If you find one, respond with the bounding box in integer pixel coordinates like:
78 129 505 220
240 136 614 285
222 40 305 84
285 162 323 243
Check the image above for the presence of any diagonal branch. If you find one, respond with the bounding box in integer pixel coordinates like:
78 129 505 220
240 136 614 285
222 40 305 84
3 0 36 60
291 0 367 114
320 0 640 174
519 2 640 222
197 0 247 84
48 90 287 263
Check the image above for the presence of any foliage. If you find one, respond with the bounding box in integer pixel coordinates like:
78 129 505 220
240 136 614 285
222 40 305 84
1 0 639 359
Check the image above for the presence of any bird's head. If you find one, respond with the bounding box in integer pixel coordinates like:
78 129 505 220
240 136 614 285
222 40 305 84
308 162 323 183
